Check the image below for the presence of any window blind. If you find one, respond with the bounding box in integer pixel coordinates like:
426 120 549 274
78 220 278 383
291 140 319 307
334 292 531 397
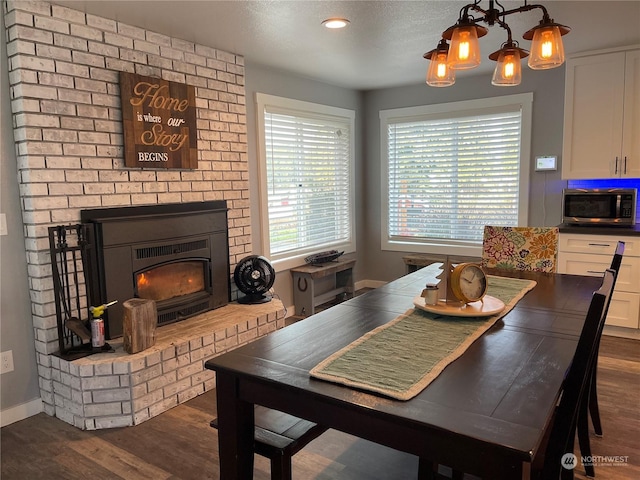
264 110 352 255
387 108 523 243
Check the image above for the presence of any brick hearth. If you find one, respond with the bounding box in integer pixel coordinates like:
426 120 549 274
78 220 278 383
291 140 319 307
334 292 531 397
49 300 285 430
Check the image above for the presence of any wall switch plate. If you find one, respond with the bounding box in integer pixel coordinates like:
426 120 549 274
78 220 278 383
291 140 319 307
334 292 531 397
1 350 14 374
0 213 7 236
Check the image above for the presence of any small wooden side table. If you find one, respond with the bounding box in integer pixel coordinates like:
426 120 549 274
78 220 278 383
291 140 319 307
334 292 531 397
290 258 356 317
402 253 480 274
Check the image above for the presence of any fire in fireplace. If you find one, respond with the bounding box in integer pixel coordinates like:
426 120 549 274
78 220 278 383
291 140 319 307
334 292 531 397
81 201 230 339
135 261 206 301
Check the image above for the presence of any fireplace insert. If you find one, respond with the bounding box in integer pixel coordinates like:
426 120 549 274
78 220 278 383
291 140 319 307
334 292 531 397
81 201 230 339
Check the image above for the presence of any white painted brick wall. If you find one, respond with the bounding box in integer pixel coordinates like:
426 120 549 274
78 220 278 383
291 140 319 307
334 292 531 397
5 0 253 421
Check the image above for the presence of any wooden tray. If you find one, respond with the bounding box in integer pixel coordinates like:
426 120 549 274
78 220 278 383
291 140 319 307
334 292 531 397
413 295 505 317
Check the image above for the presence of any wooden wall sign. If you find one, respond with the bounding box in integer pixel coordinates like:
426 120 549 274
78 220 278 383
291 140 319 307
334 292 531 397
119 72 197 169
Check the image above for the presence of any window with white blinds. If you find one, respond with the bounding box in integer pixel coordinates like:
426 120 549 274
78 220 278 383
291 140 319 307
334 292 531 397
381 94 532 255
256 94 355 268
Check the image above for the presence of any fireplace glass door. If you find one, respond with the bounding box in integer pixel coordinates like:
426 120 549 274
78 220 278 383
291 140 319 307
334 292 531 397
136 260 208 302
133 258 213 327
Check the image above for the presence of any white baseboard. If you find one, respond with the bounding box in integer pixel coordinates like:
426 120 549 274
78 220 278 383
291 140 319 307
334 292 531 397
285 304 296 318
1 397 43 427
603 325 640 340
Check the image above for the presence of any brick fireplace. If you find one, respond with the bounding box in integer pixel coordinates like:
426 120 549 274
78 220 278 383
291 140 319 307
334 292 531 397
4 1 282 428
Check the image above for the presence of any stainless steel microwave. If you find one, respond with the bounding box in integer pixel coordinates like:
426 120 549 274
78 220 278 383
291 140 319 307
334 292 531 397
562 188 637 225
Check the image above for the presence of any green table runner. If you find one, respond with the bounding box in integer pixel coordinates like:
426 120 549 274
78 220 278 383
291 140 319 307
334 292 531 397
310 275 536 401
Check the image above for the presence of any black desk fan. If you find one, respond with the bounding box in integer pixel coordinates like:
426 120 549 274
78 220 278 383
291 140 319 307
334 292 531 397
234 255 275 304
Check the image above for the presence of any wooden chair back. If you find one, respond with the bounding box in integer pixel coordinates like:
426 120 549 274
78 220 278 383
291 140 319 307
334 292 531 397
540 268 617 478
610 241 625 272
481 226 559 273
578 240 625 478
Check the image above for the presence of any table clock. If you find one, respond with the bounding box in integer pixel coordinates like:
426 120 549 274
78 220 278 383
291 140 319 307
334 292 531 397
450 263 488 303
415 260 504 317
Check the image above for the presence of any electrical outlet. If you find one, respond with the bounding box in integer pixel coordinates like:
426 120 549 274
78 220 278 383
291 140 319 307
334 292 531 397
1 350 14 374
0 213 7 236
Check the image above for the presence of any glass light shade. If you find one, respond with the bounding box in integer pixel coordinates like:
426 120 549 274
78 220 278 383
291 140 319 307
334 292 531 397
427 51 455 87
528 25 565 69
492 49 522 86
449 26 481 69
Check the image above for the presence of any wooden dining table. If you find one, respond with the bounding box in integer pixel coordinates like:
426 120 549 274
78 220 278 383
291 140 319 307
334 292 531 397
205 265 602 479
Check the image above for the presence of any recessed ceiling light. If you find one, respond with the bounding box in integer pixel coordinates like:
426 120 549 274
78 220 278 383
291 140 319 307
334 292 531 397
322 18 350 29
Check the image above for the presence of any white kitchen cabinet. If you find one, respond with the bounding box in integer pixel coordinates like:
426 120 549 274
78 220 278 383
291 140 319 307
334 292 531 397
606 291 640 329
622 49 640 178
562 47 640 179
558 233 640 329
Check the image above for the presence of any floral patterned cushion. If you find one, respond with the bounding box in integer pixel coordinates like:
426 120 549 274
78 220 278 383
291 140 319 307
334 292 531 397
481 226 559 273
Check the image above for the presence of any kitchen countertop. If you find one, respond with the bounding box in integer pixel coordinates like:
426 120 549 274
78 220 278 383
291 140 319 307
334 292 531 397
558 223 640 236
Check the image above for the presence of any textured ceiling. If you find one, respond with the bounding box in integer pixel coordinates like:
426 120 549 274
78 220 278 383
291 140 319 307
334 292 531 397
51 1 640 90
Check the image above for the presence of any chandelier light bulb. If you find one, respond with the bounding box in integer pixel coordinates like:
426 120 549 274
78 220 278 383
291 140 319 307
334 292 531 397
449 26 481 69
436 61 449 79
427 51 455 87
528 25 565 69
492 48 523 86
424 39 455 87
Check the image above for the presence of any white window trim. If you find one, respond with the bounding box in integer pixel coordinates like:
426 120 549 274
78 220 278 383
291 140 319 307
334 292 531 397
380 93 533 257
255 93 356 272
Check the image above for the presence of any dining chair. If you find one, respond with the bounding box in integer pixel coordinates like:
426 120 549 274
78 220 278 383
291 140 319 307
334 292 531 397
577 241 625 478
534 268 617 480
481 226 559 273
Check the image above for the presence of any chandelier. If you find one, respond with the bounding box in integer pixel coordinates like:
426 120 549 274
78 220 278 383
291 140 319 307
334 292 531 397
423 0 570 87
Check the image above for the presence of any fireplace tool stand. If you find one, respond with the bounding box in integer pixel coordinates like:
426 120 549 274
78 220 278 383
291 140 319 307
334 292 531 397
49 224 112 359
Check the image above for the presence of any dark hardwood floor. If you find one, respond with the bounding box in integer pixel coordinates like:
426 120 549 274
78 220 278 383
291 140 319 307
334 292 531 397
2 296 639 479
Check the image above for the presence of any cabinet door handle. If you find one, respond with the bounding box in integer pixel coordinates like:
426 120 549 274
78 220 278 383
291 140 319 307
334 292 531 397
587 270 606 274
588 243 611 247
615 156 619 174
624 156 627 174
